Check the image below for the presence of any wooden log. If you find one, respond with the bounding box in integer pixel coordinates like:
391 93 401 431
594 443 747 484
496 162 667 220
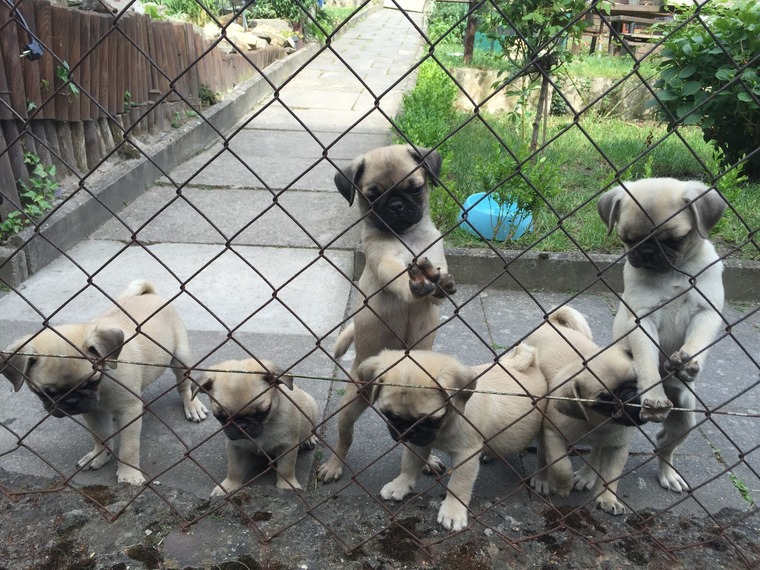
1 120 29 194
83 120 101 169
33 0 54 120
184 24 200 107
124 15 139 109
79 10 93 120
107 15 118 117
30 121 52 167
112 19 125 123
0 3 28 119
54 121 77 176
42 119 68 176
69 120 87 173
50 5 69 121
97 117 115 155
0 126 21 217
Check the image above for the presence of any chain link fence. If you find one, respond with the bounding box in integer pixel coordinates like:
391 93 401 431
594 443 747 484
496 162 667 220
0 0 758 566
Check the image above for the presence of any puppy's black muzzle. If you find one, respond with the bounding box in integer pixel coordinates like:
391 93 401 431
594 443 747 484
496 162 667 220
370 191 423 234
386 417 440 447
591 383 648 426
627 239 671 271
215 410 270 441
45 394 99 417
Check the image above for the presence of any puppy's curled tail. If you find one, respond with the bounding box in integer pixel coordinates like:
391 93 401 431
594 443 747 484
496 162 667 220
507 343 538 372
333 322 355 358
548 306 594 341
119 279 157 299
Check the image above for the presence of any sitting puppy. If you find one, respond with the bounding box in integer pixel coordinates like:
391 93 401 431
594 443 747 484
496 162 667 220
526 306 644 515
193 358 317 495
317 144 456 483
0 280 208 485
598 178 725 492
363 345 547 531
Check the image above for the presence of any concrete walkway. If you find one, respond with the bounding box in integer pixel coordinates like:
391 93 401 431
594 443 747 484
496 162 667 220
0 7 758 566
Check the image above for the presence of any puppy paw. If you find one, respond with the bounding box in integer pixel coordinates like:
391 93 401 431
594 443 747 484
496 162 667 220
77 449 111 471
277 477 302 491
658 464 689 493
211 478 242 497
530 474 551 496
596 494 627 515
437 499 468 532
433 272 457 299
316 457 344 483
184 399 208 422
117 466 146 486
301 435 318 450
380 477 416 501
640 396 672 423
480 451 493 464
210 485 227 498
664 351 700 383
573 466 597 492
422 454 446 475
407 260 437 297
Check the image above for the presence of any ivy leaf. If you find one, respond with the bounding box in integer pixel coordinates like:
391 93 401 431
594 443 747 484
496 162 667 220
681 81 702 96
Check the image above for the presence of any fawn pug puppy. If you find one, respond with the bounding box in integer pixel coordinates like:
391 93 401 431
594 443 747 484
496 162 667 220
193 358 317 495
0 280 208 485
363 346 547 531
598 178 725 492
526 306 645 515
317 144 457 483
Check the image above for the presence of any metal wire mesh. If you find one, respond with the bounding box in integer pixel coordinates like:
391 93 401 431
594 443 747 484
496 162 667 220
0 0 758 566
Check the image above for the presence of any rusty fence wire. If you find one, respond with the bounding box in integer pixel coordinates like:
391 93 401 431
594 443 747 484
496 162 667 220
0 0 759 566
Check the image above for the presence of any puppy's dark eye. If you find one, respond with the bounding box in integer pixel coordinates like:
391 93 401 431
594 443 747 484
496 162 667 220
407 185 423 196
213 412 229 424
660 237 681 249
247 406 271 422
80 376 102 390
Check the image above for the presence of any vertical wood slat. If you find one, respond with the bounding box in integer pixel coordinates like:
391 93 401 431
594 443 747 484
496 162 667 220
50 5 69 121
80 12 94 120
0 3 29 120
16 2 42 120
0 24 13 121
33 0 54 120
108 15 119 117
66 9 81 122
97 14 111 118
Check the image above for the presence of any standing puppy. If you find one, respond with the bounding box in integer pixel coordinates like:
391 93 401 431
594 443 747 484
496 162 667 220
317 145 456 483
0 280 208 485
193 359 317 495
598 178 726 492
365 346 546 531
526 307 644 514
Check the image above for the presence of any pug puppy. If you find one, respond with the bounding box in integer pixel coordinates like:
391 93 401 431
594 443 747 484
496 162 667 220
363 345 547 531
526 306 644 515
193 358 317 495
0 280 208 485
317 145 456 483
598 178 726 492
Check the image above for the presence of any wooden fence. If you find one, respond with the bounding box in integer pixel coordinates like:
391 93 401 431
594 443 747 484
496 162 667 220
0 0 287 220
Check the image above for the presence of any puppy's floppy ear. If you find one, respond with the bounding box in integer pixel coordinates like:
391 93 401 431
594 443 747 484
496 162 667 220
683 181 727 238
191 376 214 401
555 378 592 423
357 355 385 401
263 364 294 391
597 185 625 236
83 327 125 369
408 146 442 185
436 361 478 410
1 337 36 392
334 158 365 206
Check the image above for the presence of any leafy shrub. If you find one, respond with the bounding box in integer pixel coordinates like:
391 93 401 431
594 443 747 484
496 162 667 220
655 0 760 179
249 0 318 27
0 152 59 242
395 59 459 149
427 1 467 46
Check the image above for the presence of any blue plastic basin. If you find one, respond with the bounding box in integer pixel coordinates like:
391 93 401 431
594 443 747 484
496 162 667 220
458 192 533 241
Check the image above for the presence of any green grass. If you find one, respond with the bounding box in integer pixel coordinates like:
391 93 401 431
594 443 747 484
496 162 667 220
430 114 759 260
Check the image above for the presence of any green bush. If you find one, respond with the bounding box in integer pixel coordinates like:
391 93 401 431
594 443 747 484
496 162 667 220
395 60 459 149
655 0 760 179
427 1 467 46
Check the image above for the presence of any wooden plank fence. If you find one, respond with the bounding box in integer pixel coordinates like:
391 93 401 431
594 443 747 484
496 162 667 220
0 0 287 220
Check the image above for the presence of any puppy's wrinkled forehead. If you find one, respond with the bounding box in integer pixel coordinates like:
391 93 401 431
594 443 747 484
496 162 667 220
617 186 692 241
379 366 447 418
360 147 427 192
212 375 273 415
